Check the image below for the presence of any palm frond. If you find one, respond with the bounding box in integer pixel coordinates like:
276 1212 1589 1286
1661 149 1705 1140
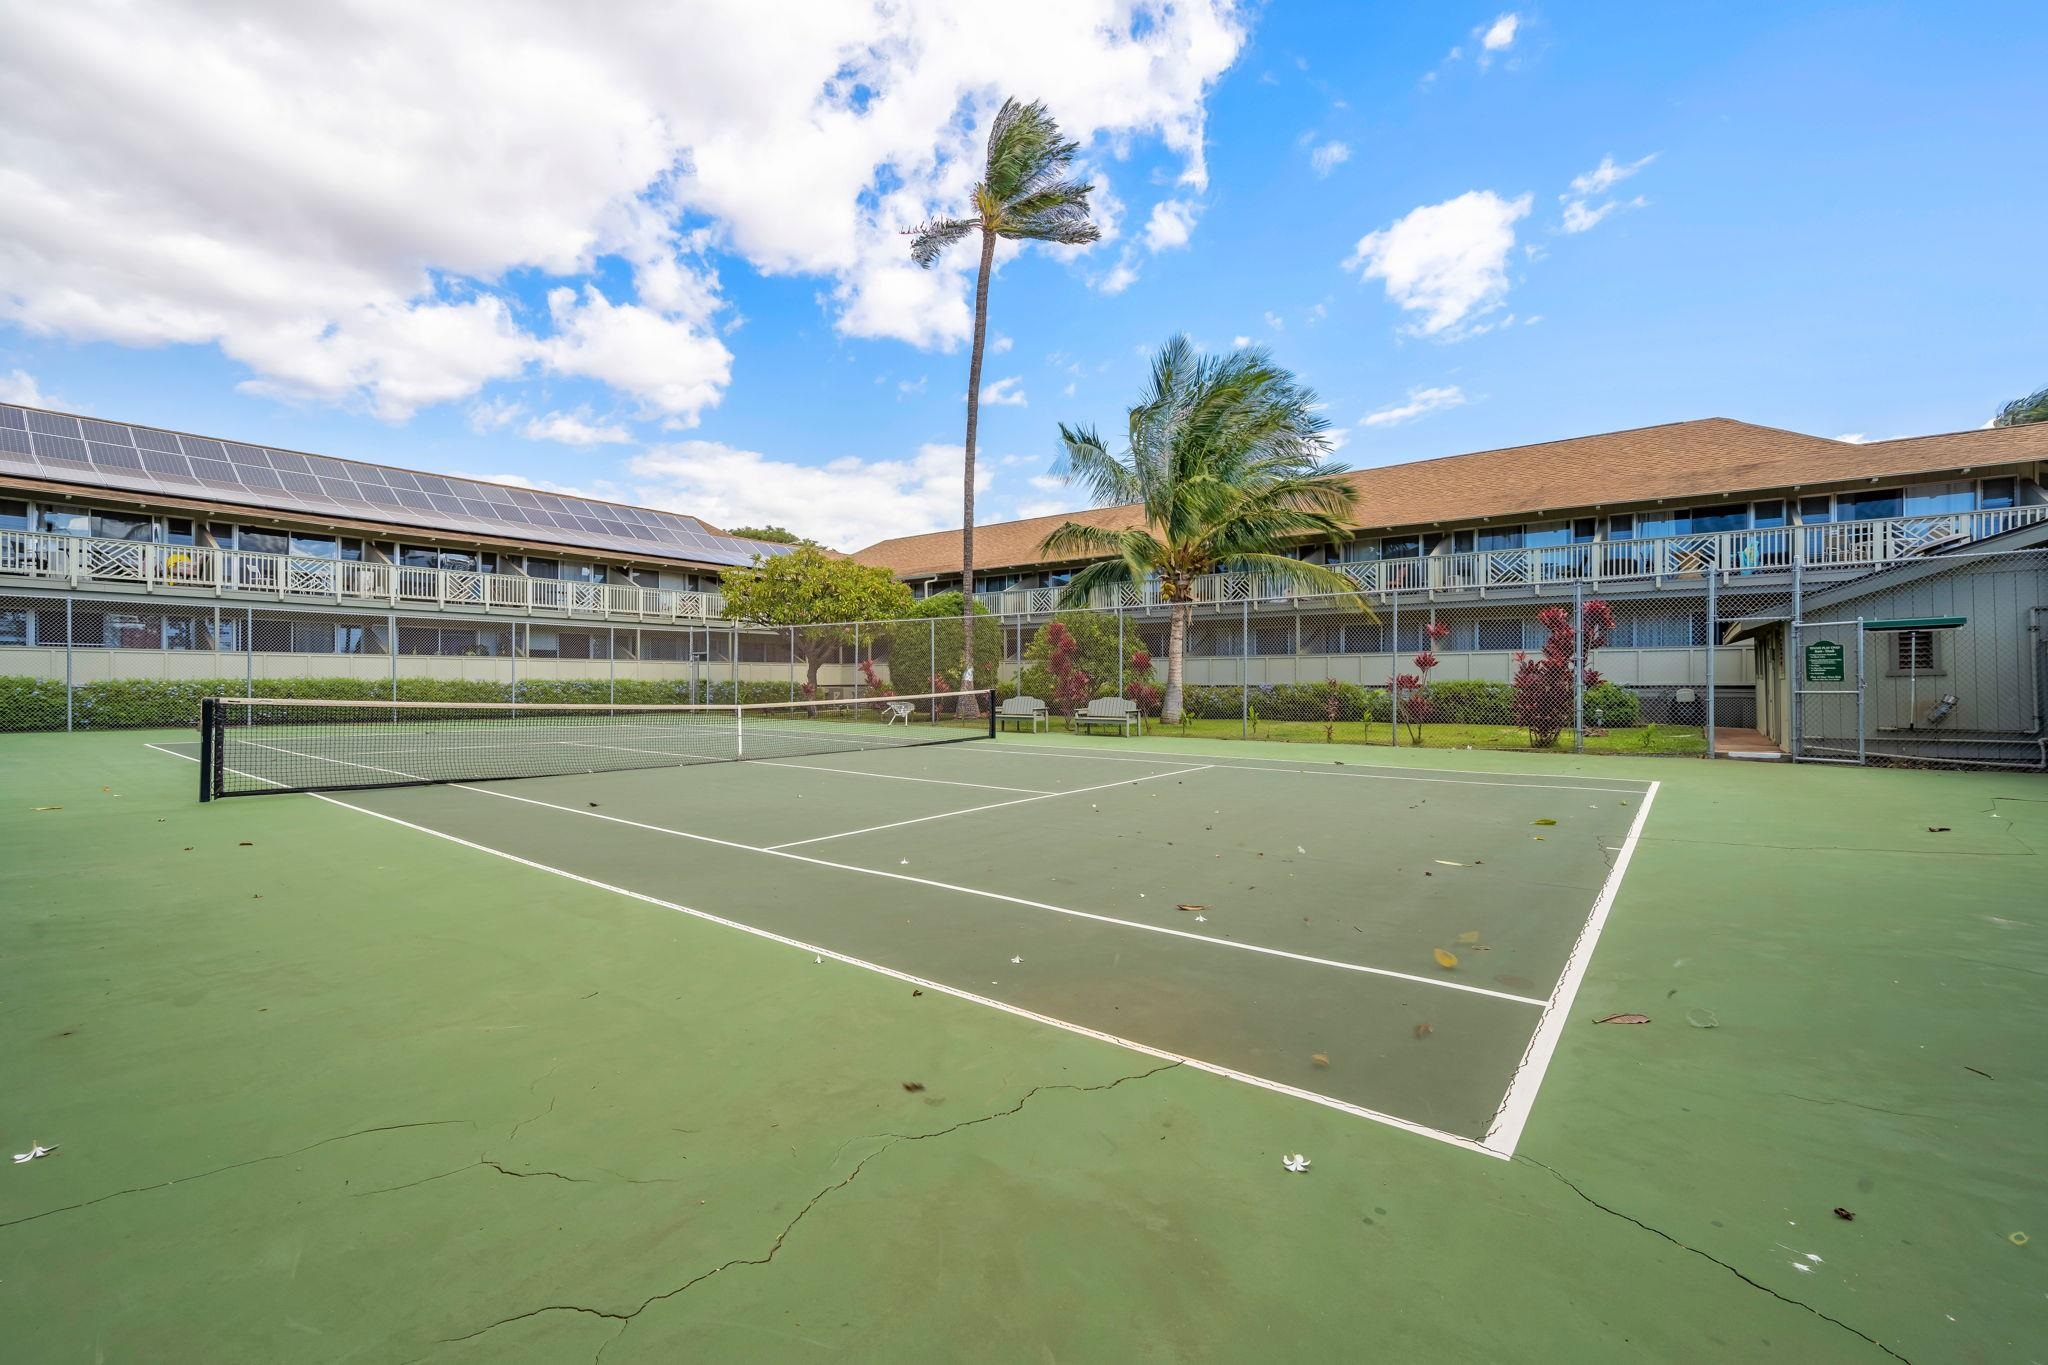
1217 553 1376 615
1053 423 1141 506
907 217 977 268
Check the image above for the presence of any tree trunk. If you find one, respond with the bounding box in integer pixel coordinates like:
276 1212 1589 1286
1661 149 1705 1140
804 650 825 716
1162 601 1190 725
955 227 997 719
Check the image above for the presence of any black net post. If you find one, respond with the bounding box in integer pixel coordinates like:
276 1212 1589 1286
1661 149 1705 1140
198 697 217 802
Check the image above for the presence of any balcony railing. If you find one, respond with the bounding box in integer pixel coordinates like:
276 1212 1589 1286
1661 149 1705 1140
971 506 2048 617
0 534 726 622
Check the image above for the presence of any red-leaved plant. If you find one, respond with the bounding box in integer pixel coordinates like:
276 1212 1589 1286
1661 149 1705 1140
1391 621 1451 744
1041 621 1093 717
1122 646 1163 716
1513 600 1613 747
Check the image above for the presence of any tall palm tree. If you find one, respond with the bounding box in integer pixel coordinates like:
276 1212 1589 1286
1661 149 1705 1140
909 97 1100 712
1040 337 1371 725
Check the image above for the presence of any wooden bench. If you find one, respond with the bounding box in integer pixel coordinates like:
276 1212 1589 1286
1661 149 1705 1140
997 696 1050 733
1070 697 1142 736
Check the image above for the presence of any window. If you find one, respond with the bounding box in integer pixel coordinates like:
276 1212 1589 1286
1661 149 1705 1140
289 533 339 559
93 512 153 542
1572 518 1597 543
1687 505 1749 534
164 518 195 546
1451 528 1476 553
0 499 27 531
1751 500 1786 529
0 609 30 646
1893 630 1939 674
39 508 92 536
1905 482 1973 516
1836 488 1903 521
1798 496 1832 524
1606 514 1634 541
1380 534 1422 560
238 528 289 555
1980 477 2017 510
1478 525 1523 552
1477 618 1523 651
1525 521 1571 548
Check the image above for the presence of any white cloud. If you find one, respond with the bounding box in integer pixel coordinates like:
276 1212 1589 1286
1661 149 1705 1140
630 439 990 549
1342 189 1532 338
1144 199 1199 252
522 409 634 446
1360 385 1467 428
1481 13 1520 52
1308 140 1351 177
1263 310 1285 331
1232 335 1251 347
989 334 1013 355
1559 154 1657 234
466 396 524 433
1095 255 1141 295
898 375 928 396
0 1 1247 417
1061 381 1077 397
0 369 48 406
979 376 1027 407
541 286 731 423
1835 432 1872 444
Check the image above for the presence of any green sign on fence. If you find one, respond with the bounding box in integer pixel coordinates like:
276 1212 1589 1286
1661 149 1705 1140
1804 639 1846 682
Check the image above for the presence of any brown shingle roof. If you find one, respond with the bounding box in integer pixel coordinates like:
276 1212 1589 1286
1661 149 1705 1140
849 418 2048 576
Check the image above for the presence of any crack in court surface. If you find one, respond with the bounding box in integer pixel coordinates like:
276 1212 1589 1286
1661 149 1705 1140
1515 1156 1913 1363
436 1063 1183 1359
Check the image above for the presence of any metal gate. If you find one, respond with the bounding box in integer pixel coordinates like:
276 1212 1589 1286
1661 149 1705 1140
1789 617 1866 764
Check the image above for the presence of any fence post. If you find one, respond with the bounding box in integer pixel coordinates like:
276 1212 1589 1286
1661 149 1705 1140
245 606 254 698
1572 581 1586 754
389 612 399 701
730 623 738 699
1389 592 1400 747
64 598 74 732
928 618 936 697
1704 572 1717 759
1855 619 1866 766
853 621 861 700
789 625 797 701
1789 553 1804 761
510 622 519 703
1116 603 1125 697
609 626 617 706
1240 596 1250 740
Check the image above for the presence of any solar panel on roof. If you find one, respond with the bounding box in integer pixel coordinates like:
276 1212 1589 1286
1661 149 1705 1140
35 433 92 466
0 427 30 456
82 419 132 445
0 407 23 430
132 427 180 453
139 449 195 479
89 441 145 471
27 411 79 438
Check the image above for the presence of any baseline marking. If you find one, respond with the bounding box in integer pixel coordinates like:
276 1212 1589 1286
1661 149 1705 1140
1480 779 1663 1157
764 766 1213 850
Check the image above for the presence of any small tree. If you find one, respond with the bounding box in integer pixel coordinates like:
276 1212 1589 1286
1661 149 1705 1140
856 656 892 697
1123 645 1163 716
1020 611 1121 701
725 525 805 545
1391 622 1450 744
1992 385 2048 428
719 546 914 695
875 592 1001 696
1513 600 1615 747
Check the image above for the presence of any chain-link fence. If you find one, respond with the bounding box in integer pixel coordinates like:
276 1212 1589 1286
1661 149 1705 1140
5 545 2043 768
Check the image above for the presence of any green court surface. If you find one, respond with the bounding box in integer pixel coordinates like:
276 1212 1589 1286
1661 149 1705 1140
2 728 2043 1362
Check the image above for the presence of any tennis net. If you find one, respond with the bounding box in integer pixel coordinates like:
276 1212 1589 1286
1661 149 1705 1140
199 689 996 799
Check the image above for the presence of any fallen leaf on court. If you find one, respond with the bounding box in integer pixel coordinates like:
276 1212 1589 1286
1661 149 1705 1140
1176 903 1206 913
1833 1207 1855 1221
1594 1013 1651 1025
1926 826 1950 833
901 1082 925 1093
1281 1153 1311 1173
11 1143 56 1163
588 802 600 808
1009 955 1022 965
1495 974 1536 991
1194 915 1207 923
1310 1053 1330 1068
1432 948 1459 969
910 989 923 997
1533 818 1557 826
238 841 253 847
1685 1008 1720 1029
1434 859 1462 867
32 806 61 812
1457 931 1482 944
812 956 822 964
2011 1232 2029 1246
1532 836 1547 841
1296 846 1306 854
1413 1022 1434 1039
1963 1066 1993 1078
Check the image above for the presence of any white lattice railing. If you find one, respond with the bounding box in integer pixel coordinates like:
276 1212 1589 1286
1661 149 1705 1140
965 505 2048 616
0 531 728 622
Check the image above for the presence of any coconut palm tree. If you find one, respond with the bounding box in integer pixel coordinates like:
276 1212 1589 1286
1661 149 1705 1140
909 97 1100 712
1039 337 1370 725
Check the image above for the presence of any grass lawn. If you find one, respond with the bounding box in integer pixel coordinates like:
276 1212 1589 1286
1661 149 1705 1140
1135 715 1709 755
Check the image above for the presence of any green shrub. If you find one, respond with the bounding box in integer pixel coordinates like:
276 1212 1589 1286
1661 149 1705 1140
1582 681 1642 728
0 676 69 731
1426 679 1514 725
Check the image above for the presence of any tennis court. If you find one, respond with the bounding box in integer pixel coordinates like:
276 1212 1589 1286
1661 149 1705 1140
159 690 1656 1154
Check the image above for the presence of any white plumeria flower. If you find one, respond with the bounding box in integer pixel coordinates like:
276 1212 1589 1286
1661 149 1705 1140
1009 956 1023 964
13 1143 57 1163
1281 1153 1310 1173
1194 915 1207 923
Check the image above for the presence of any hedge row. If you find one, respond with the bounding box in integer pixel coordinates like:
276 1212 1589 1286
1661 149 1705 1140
0 675 809 732
1169 677 1642 728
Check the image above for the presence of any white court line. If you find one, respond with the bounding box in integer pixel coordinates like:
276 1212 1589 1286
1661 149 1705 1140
147 739 1541 1007
458 783 1547 1007
764 766 1213 851
977 743 1651 795
1480 779 1663 1157
140 740 1540 1146
750 759 1050 795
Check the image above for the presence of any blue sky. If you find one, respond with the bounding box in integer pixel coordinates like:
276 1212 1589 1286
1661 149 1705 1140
2 2 2041 549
